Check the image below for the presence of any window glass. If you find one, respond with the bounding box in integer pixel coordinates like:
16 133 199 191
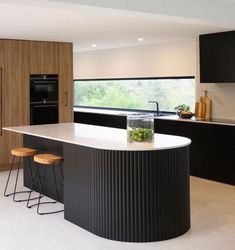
74 78 195 112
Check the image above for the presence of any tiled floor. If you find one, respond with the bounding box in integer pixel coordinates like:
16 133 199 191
0 170 235 250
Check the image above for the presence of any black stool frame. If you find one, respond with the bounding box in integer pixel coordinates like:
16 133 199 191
27 163 64 215
4 156 39 202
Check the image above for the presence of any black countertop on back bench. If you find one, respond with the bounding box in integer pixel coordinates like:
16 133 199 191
74 107 235 126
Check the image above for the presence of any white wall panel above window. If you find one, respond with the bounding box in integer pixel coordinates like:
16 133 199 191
74 39 197 79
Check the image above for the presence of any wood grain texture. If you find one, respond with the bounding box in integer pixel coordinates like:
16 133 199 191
0 68 2 136
58 42 73 123
34 153 63 165
11 147 38 157
195 101 206 119
0 40 30 169
201 95 212 120
30 41 59 74
0 39 73 170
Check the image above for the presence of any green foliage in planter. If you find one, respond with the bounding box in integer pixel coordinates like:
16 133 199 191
174 104 191 112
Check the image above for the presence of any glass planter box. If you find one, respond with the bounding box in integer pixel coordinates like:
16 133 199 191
127 113 154 143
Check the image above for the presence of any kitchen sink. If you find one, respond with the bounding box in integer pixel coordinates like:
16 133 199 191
154 112 174 117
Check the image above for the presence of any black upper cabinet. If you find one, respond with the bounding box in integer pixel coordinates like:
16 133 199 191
200 30 235 83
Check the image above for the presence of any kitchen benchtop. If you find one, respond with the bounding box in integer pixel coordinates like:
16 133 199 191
3 123 191 151
74 107 235 126
155 115 235 126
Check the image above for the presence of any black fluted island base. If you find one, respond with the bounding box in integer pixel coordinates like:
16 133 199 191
64 144 190 242
4 124 191 243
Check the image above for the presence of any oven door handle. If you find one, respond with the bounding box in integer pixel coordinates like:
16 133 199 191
32 104 58 108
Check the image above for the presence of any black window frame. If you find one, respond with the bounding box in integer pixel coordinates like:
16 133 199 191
74 76 195 114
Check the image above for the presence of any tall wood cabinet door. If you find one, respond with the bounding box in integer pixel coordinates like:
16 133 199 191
59 42 73 123
0 40 30 169
30 41 59 74
0 68 2 136
4 40 30 126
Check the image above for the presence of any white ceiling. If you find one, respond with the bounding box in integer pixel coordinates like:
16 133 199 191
0 0 234 52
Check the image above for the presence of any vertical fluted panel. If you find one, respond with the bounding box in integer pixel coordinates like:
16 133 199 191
64 144 190 242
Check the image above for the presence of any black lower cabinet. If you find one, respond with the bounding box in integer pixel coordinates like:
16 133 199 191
74 111 126 129
155 119 235 185
74 111 235 185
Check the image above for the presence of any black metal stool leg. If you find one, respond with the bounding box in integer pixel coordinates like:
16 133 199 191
13 156 39 202
28 164 57 211
32 163 64 215
52 164 59 201
28 157 34 183
4 155 15 197
27 164 44 208
13 157 22 202
4 155 40 201
47 164 64 214
37 165 46 215
59 164 64 179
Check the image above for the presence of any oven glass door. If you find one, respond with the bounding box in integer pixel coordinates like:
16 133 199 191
30 81 58 103
30 104 58 125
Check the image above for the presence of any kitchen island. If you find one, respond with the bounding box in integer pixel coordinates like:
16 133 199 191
4 123 191 242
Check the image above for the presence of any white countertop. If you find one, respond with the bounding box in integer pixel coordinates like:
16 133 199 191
3 123 191 151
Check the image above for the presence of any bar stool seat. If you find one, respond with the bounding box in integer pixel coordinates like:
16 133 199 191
11 148 38 157
4 147 38 202
34 154 63 165
27 153 64 215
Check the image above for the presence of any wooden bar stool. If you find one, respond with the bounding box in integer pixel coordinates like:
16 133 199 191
27 153 64 215
4 147 38 202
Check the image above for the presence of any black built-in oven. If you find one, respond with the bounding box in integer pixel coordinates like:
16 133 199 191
30 74 58 125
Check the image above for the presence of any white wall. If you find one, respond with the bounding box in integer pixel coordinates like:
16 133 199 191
74 39 235 119
74 40 196 78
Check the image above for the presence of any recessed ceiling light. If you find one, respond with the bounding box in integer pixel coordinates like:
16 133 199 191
138 38 144 42
92 44 97 48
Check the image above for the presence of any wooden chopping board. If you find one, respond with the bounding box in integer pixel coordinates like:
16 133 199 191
200 91 212 120
195 101 206 119
195 91 212 120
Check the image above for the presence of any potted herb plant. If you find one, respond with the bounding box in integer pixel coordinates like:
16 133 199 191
174 104 193 119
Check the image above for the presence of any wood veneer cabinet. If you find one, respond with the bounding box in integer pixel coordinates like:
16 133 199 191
0 40 30 170
59 43 73 122
0 39 73 170
0 68 2 136
30 41 59 74
30 41 73 122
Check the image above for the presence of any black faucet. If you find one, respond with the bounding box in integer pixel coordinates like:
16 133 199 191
148 100 159 115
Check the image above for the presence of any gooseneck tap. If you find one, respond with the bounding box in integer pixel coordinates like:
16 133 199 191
148 100 159 115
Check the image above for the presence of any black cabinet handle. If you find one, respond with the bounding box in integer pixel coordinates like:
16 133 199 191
65 91 68 107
